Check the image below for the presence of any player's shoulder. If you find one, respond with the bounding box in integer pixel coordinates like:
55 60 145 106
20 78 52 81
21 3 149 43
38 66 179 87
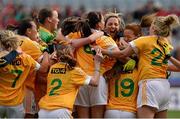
18 35 31 41
68 32 81 39
100 35 112 40
70 67 85 75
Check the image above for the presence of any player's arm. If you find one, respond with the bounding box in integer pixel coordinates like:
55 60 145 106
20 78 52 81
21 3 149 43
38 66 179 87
87 49 103 86
70 31 104 48
168 64 180 72
101 46 136 71
167 57 180 71
38 52 50 73
56 29 104 49
101 44 135 59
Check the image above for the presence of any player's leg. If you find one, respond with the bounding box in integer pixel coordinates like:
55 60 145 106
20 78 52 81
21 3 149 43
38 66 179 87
91 105 106 118
155 110 167 118
90 76 108 118
75 85 91 118
137 79 170 118
137 105 156 118
76 106 90 118
137 80 157 118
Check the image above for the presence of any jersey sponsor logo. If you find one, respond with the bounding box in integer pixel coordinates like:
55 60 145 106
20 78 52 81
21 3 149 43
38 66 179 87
11 58 22 66
51 68 66 74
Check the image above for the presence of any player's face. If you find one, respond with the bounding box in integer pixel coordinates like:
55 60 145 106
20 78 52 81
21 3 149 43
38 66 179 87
149 24 155 35
124 29 136 42
105 17 120 34
26 21 39 41
50 10 59 30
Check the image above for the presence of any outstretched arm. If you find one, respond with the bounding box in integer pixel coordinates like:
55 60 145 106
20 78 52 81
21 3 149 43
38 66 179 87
168 57 180 72
56 29 104 49
38 52 50 73
89 49 103 86
101 44 135 59
168 64 180 72
70 31 104 48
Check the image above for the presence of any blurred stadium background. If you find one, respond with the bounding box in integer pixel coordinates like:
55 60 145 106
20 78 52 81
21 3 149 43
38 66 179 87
0 0 180 117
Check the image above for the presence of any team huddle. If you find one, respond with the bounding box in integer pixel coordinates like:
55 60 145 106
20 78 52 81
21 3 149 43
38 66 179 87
0 8 180 118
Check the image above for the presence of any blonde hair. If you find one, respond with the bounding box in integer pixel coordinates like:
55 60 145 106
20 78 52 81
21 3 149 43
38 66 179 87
0 30 20 51
56 43 76 70
140 13 157 27
104 12 125 30
152 14 180 37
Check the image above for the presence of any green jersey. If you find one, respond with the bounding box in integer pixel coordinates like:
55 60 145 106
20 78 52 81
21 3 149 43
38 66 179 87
39 26 56 43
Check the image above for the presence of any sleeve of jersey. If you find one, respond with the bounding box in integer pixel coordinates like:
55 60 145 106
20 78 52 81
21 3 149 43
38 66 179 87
26 54 40 71
70 67 91 86
96 36 117 50
129 37 145 55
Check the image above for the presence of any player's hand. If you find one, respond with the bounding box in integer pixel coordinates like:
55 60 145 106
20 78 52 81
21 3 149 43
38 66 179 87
123 59 136 71
50 51 57 60
118 39 128 50
91 45 101 52
94 48 103 62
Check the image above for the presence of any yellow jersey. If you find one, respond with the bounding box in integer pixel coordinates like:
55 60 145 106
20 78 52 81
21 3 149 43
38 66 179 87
107 69 139 113
130 36 168 81
39 63 88 111
19 36 43 90
19 36 42 61
96 36 117 72
67 32 81 39
69 32 117 75
0 53 39 106
39 26 56 43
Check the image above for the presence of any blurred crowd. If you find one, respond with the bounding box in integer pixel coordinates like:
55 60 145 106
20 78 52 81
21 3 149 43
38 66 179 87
0 0 180 79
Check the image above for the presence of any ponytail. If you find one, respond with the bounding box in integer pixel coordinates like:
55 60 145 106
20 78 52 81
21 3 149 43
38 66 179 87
152 14 180 37
56 44 76 70
75 19 92 37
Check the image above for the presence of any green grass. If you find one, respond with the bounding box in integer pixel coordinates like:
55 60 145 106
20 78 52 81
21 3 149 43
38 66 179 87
168 110 180 118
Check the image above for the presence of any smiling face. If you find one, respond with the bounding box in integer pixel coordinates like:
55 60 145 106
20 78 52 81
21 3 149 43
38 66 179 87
50 10 59 30
26 21 39 42
105 17 120 36
124 23 142 42
124 29 136 42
